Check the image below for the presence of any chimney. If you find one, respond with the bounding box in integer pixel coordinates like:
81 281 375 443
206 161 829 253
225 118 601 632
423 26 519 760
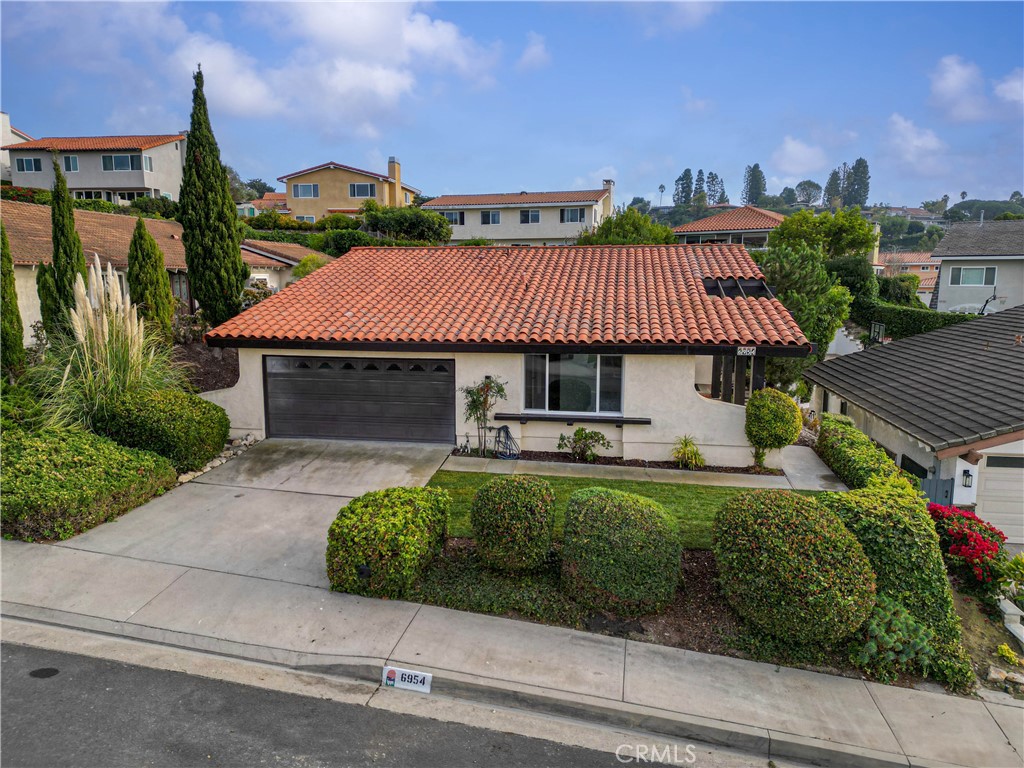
872 222 880 266
601 179 615 220
388 156 402 206
979 210 985 226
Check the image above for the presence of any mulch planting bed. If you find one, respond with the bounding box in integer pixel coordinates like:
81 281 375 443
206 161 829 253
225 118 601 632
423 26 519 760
173 343 239 392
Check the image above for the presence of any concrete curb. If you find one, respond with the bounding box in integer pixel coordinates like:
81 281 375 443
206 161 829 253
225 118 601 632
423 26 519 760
2 601 926 768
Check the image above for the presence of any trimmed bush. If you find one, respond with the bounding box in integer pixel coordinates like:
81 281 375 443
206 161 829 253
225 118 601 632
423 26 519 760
93 389 230 473
850 596 935 684
471 475 555 573
562 488 681 615
326 487 450 599
713 489 876 645
819 479 961 644
745 388 801 466
0 382 46 433
816 413 905 489
1 426 176 541
851 301 975 341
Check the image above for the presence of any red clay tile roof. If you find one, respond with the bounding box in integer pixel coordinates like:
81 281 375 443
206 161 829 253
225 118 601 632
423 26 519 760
880 251 934 265
918 275 937 290
1 200 291 271
423 190 610 208
3 134 183 151
206 244 809 349
674 206 786 234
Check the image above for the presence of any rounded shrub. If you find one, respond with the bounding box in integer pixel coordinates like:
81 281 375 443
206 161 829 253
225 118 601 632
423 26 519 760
326 487 450 599
713 490 876 645
562 488 681 616
471 475 555 573
744 388 801 466
93 389 230 473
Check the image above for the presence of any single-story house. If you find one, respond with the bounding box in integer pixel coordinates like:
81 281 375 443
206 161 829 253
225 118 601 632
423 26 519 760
238 192 289 218
673 205 786 249
0 199 324 343
805 306 1024 543
202 244 811 466
930 220 1024 314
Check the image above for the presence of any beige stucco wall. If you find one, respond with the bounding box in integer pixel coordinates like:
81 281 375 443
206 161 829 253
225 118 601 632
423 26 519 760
248 267 292 291
285 167 404 220
201 348 760 466
438 203 603 245
14 265 42 346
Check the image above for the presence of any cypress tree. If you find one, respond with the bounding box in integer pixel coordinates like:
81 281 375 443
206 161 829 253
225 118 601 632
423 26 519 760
846 158 871 208
694 169 705 200
38 154 87 336
1 221 25 378
746 163 767 205
127 216 175 342
823 169 842 209
179 66 247 328
679 169 693 207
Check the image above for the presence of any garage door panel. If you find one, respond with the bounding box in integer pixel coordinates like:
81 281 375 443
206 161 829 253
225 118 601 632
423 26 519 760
265 356 455 443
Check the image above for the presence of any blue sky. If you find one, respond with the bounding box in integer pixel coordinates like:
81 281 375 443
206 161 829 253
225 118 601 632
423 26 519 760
2 1 1022 207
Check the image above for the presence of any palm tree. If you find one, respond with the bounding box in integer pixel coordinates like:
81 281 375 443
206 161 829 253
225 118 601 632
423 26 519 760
960 191 968 201
658 184 666 207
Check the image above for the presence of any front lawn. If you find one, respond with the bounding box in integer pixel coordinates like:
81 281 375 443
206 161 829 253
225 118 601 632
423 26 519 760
427 470 753 549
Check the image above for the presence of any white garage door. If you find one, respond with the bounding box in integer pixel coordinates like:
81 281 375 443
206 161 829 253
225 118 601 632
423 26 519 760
976 456 1024 545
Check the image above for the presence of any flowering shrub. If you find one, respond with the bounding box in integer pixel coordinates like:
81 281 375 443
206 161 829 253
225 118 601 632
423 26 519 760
928 503 1006 587
1 185 50 204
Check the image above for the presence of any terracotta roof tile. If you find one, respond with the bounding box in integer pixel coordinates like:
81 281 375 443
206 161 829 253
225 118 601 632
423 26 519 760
207 244 809 350
880 251 934 265
423 190 610 208
3 134 183 151
241 240 333 266
674 205 786 233
1 200 290 271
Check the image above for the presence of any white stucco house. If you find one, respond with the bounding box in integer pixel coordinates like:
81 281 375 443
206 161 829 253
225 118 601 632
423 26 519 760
930 220 1024 314
0 200 319 343
806 306 1024 544
1 112 33 181
421 183 614 245
202 243 811 467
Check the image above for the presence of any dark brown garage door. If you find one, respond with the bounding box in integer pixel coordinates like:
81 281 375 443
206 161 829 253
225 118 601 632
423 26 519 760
264 356 456 443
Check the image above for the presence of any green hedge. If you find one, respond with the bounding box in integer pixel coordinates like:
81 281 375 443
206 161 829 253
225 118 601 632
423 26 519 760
326 487 450 599
471 475 555 572
561 488 681 615
0 382 46 433
745 388 801 465
819 479 961 644
852 301 975 341
1 426 176 541
816 414 905 489
713 490 876 645
93 389 230 473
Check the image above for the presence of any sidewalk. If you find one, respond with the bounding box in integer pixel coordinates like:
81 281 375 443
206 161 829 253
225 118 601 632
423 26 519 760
440 444 848 492
3 538 1020 768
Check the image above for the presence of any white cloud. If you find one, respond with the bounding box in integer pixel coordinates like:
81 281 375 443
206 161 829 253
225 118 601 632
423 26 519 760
771 136 828 176
572 166 618 189
994 68 1024 105
516 32 551 72
930 55 989 121
171 35 286 118
639 2 719 36
680 86 710 113
886 113 948 176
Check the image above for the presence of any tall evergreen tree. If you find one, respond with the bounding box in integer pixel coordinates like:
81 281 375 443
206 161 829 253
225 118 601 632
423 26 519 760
845 158 870 208
822 169 842 208
127 216 175 342
179 66 248 327
694 169 705 200
673 173 685 206
742 163 766 205
36 154 87 337
705 172 717 203
1 221 25 378
678 169 693 207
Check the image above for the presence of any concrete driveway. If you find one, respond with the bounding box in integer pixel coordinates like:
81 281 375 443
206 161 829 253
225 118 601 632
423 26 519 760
53 439 452 589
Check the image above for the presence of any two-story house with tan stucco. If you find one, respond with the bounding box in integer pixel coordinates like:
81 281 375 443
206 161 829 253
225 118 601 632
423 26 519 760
276 157 419 223
421 182 614 245
3 134 186 202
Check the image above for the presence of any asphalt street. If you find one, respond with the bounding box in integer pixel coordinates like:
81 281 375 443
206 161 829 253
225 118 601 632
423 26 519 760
0 644 619 768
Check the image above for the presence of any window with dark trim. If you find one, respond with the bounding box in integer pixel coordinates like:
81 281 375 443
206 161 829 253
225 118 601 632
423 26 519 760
349 182 376 198
949 266 996 286
560 207 586 224
524 354 622 414
102 154 142 171
16 157 42 173
520 209 540 224
987 455 1024 469
442 211 465 225
481 210 500 225
63 156 79 173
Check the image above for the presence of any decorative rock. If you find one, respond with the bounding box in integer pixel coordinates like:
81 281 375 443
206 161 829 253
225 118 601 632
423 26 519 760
1006 672 1024 685
988 666 1008 683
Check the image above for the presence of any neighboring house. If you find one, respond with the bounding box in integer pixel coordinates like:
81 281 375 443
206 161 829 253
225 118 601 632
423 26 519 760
864 206 946 228
880 251 938 304
202 243 811 467
1 112 33 181
805 306 1024 543
421 182 614 245
0 200 316 343
276 157 418 223
673 205 786 249
3 134 187 202
930 220 1024 314
238 192 289 218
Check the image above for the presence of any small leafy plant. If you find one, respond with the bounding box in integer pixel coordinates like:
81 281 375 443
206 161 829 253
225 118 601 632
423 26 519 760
557 427 612 463
671 435 705 470
850 596 935 684
744 388 801 467
996 643 1022 667
461 376 507 457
